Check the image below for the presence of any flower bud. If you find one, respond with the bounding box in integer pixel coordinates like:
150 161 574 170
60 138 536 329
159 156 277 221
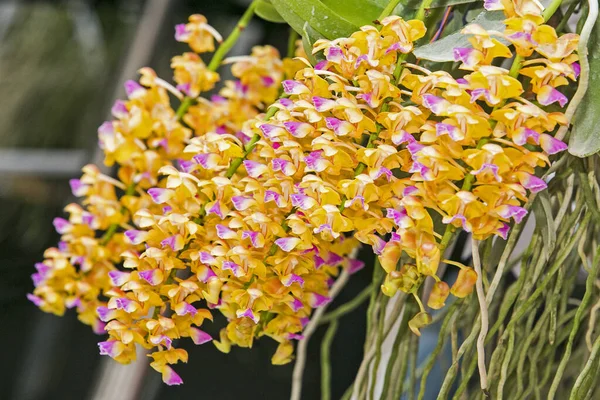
397 263 421 293
450 268 477 298
427 281 450 309
272 341 294 365
409 311 432 336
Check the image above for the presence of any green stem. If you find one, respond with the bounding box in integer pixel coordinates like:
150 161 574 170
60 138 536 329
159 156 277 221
548 244 600 398
225 102 281 178
176 2 258 123
378 0 403 20
175 97 194 120
369 296 389 400
287 28 299 58
414 0 434 23
542 0 564 21
437 0 563 254
320 319 338 400
207 1 258 72
100 183 136 245
366 257 385 342
319 284 374 324
556 0 579 32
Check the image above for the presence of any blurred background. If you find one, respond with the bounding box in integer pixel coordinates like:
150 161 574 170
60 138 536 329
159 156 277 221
0 1 376 399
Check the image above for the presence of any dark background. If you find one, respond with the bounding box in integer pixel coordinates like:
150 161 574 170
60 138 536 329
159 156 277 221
0 1 374 399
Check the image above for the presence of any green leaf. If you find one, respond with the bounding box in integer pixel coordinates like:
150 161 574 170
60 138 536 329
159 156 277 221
255 0 286 23
271 0 359 39
302 22 324 65
404 0 480 8
413 10 506 62
318 0 384 26
568 18 600 157
269 1 317 36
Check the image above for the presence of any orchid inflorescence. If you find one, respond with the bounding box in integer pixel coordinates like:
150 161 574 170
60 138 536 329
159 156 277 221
29 0 578 385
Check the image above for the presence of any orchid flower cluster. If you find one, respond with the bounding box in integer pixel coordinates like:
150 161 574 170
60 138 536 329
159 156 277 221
29 0 578 385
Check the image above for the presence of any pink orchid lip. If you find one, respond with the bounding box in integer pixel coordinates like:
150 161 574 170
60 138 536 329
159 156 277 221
421 94 446 114
326 46 344 62
111 100 128 118
308 293 331 308
312 96 336 112
243 160 268 178
264 190 285 207
69 179 87 196
27 293 43 307
314 60 328 70
282 273 305 287
236 308 259 323
231 195 253 211
288 297 304 312
348 259 365 274
98 340 120 358
497 222 510 240
163 366 183 386
519 173 548 193
274 237 300 252
540 134 567 155
483 0 502 9
442 214 471 231
281 80 307 95
453 47 474 63
291 193 316 210
190 327 212 345
124 80 144 98
174 24 189 41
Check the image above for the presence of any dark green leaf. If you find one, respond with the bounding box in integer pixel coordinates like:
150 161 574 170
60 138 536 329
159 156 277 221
413 10 506 62
568 18 600 157
302 22 324 65
403 0 480 8
255 0 286 23
319 0 384 26
271 0 359 39
270 0 317 35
